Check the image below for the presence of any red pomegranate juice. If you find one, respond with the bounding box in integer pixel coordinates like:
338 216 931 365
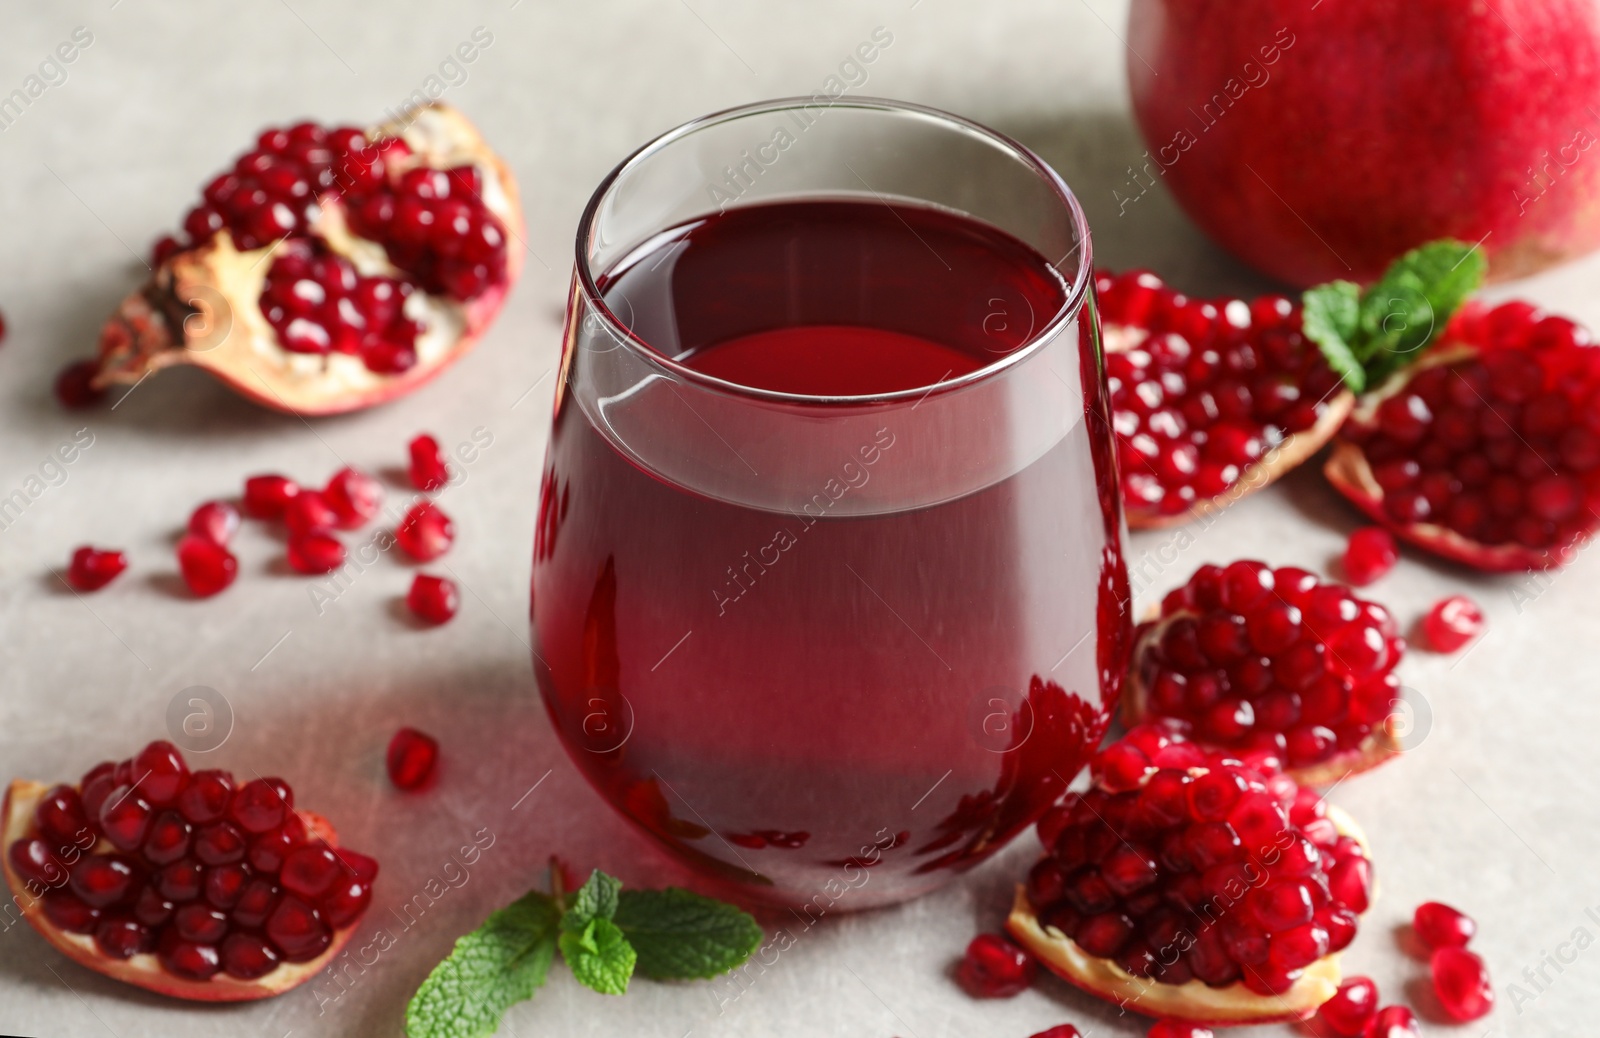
533 200 1128 908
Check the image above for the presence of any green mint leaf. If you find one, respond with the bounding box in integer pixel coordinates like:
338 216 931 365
559 916 637 995
613 887 764 980
1300 279 1365 393
1355 239 1486 386
561 869 621 932
405 890 560 1038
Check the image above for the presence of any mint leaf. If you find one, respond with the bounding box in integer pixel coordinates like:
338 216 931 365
561 869 621 932
1301 280 1364 392
405 891 560 1038
1302 238 1486 392
614 887 763 980
559 917 636 995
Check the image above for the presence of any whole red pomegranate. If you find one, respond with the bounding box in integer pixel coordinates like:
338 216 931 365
1126 0 1600 285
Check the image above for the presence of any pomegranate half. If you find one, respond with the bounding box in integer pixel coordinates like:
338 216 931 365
1326 299 1600 571
1008 723 1375 1025
88 104 522 415
2 742 375 1001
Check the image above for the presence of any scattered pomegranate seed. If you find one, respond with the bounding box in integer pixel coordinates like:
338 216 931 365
1413 901 1476 950
1364 1005 1421 1037
66 547 128 591
955 932 1035 998
1342 527 1398 585
7 740 375 990
406 574 459 624
1423 595 1484 652
187 501 241 545
286 531 346 575
396 501 455 561
54 359 106 409
1318 975 1379 1036
1027 1028 1082 1038
176 535 237 597
1148 1023 1212 1038
322 467 383 529
408 433 450 491
1431 946 1494 1020
242 474 300 519
386 727 439 791
284 491 339 535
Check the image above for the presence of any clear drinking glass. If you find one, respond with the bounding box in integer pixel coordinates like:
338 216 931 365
532 98 1130 910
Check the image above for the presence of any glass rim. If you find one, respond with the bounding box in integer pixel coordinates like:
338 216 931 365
573 95 1095 407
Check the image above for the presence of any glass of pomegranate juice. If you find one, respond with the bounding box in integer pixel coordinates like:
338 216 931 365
532 98 1131 910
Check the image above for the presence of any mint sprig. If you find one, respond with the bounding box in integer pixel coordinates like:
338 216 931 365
1301 239 1487 393
405 866 762 1038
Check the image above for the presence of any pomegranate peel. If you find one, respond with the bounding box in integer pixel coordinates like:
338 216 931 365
1008 803 1370 1025
2 779 352 1001
91 104 523 416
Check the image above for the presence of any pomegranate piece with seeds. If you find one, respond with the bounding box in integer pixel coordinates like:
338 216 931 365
1007 722 1375 1025
1318 976 1379 1036
176 536 238 597
66 547 127 591
1422 595 1484 653
1096 269 1351 527
1413 901 1476 950
1342 527 1398 586
386 728 439 791
188 501 241 545
956 932 1036 998
406 574 459 624
1124 560 1406 785
396 501 454 561
1 740 375 1001
1431 947 1494 1020
87 105 523 416
408 433 450 491
1327 296 1600 571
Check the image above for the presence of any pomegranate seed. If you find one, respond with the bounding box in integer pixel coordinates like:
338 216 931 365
1148 1023 1212 1038
176 535 238 597
284 490 339 535
265 894 331 961
155 860 204 902
1363 1005 1420 1037
98 788 153 851
95 916 151 959
1413 900 1476 949
54 359 106 409
43 891 101 933
387 727 439 791
194 822 248 865
1423 595 1484 652
396 501 455 561
1026 1028 1082 1038
175 902 230 944
229 779 289 833
141 811 193 866
66 546 127 591
1431 946 1494 1020
177 771 234 824
406 574 459 624
323 467 383 529
321 878 373 928
242 474 300 519
287 530 346 574
34 785 90 849
133 739 191 806
280 845 343 899
70 854 139 907
221 932 281 979
188 501 241 545
159 931 222 980
9 838 66 887
1318 975 1379 1036
408 433 451 491
1342 527 1398 585
204 863 250 909
955 933 1036 998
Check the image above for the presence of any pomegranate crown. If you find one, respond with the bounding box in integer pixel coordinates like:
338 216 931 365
1300 239 1486 393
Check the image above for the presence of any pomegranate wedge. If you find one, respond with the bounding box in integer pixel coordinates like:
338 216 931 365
86 104 522 415
2 741 376 1001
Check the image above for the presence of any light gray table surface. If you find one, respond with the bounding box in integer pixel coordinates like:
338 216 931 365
0 2 1593 1035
